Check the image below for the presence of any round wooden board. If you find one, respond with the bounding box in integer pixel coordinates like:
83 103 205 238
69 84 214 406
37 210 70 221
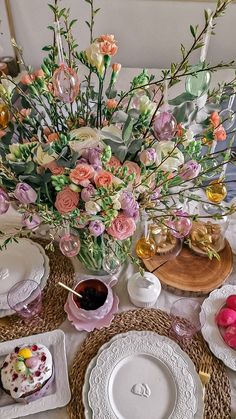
143 240 233 296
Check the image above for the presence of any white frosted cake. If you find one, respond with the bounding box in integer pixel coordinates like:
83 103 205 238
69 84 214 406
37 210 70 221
0 344 53 402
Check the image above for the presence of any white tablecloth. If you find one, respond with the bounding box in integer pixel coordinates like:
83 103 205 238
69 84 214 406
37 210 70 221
18 253 236 419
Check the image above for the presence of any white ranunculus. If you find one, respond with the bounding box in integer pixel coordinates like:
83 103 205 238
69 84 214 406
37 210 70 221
86 41 104 76
85 201 101 215
154 141 184 172
69 127 102 155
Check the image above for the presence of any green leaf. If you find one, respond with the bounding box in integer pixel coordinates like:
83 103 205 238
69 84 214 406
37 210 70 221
190 25 196 39
122 115 134 143
69 19 77 29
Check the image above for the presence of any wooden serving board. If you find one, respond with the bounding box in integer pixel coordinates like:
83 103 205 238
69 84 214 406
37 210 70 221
143 240 233 297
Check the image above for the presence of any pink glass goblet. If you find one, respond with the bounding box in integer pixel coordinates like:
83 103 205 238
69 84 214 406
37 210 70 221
170 298 205 343
7 280 42 320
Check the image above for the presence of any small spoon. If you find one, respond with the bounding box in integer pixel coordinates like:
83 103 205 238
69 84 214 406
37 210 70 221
58 281 83 299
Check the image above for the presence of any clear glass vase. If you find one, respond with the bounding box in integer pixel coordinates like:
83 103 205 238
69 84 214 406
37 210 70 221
76 230 131 274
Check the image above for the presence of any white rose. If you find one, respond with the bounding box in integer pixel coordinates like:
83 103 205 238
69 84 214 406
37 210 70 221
69 127 102 156
35 145 56 166
86 41 104 76
85 201 101 215
154 141 184 172
138 95 156 115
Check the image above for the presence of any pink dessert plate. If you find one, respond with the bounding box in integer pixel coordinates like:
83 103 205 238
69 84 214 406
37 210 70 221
64 293 119 332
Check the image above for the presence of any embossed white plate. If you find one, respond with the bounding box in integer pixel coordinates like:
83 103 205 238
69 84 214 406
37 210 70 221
0 329 71 418
200 284 236 371
88 331 200 419
0 239 45 309
0 242 50 317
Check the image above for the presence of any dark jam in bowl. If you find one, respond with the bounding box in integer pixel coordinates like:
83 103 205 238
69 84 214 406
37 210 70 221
74 279 108 311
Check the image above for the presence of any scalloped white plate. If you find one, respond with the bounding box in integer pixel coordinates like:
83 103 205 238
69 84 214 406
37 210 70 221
83 331 203 419
87 331 202 419
0 239 46 309
200 284 236 371
0 241 50 317
0 330 71 418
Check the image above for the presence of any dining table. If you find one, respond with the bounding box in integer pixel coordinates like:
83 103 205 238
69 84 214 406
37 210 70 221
1 67 236 418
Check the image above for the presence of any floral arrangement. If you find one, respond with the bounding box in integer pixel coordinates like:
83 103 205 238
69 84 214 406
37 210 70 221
0 0 235 272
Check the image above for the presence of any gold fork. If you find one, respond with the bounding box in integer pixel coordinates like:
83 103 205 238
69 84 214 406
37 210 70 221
198 353 212 398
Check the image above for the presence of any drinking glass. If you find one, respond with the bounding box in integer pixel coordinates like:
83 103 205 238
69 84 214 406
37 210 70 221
170 298 205 342
7 280 42 319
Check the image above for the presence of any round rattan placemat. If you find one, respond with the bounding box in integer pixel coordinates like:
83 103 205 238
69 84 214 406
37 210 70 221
68 308 231 419
0 239 74 341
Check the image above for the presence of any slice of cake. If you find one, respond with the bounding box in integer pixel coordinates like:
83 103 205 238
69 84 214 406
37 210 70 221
0 343 53 403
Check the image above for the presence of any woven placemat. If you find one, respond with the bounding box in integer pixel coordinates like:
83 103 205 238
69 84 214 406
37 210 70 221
68 308 231 419
0 239 74 341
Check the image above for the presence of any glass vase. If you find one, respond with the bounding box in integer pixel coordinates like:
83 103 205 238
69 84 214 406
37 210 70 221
76 230 131 274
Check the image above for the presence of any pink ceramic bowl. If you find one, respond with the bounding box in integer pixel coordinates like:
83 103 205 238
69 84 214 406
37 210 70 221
68 278 114 321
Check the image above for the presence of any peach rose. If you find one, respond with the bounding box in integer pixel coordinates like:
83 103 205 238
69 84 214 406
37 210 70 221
106 99 118 110
210 111 221 128
94 171 113 188
33 69 44 78
70 164 94 187
107 213 136 240
55 187 79 214
214 125 227 141
20 73 34 85
107 156 122 173
123 161 141 185
47 132 59 143
99 34 118 56
46 161 65 175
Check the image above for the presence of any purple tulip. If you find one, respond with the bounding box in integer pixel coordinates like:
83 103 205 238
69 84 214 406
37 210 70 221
88 220 105 237
179 160 201 181
14 183 37 204
168 210 192 239
22 213 41 230
88 148 102 170
76 158 88 165
81 184 96 202
0 189 10 215
120 192 135 210
139 148 157 166
150 187 161 202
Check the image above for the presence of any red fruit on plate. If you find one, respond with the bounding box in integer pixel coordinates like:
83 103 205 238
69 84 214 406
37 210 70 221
223 326 236 349
215 308 236 327
226 295 236 312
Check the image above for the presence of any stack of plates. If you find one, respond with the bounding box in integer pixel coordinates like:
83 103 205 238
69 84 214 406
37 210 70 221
82 331 204 419
0 238 50 317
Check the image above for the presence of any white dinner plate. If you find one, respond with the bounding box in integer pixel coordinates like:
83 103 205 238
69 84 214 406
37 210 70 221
200 284 236 371
87 331 202 419
0 238 46 310
0 241 50 318
0 330 71 418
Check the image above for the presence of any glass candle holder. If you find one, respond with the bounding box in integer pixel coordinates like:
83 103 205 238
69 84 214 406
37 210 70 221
7 280 42 319
170 298 205 342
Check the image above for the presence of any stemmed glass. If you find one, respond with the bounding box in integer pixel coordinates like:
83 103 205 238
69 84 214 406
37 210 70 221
220 93 235 131
169 298 205 345
7 280 42 320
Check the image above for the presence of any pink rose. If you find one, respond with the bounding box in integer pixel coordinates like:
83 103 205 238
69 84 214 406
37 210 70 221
69 164 94 187
107 213 136 240
214 125 227 142
46 161 65 175
47 132 59 143
123 161 141 185
106 99 118 110
106 156 122 173
33 69 44 78
94 171 113 188
210 111 221 129
55 187 79 214
20 73 34 85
